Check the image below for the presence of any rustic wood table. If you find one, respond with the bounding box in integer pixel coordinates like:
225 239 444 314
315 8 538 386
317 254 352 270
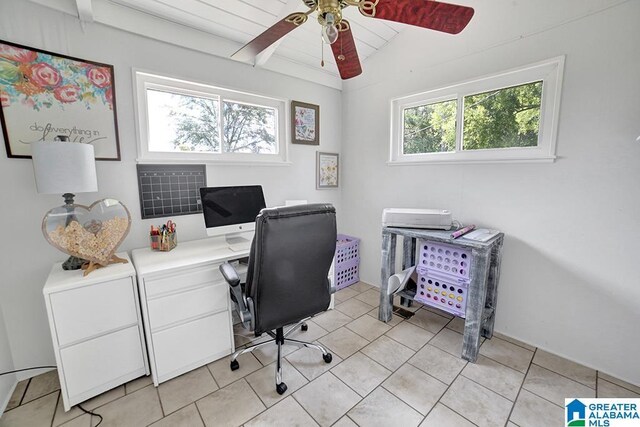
378 227 504 363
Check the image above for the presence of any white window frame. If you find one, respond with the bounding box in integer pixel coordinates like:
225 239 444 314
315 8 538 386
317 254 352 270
133 70 289 165
390 56 565 164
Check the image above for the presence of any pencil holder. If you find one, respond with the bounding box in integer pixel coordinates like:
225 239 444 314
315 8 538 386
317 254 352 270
150 232 177 252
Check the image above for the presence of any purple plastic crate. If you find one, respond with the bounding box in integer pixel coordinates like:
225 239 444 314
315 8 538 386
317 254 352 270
414 269 468 318
416 240 472 280
335 258 360 290
336 234 360 265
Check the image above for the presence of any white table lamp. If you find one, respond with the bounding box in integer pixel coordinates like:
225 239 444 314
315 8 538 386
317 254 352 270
32 141 98 269
32 141 98 199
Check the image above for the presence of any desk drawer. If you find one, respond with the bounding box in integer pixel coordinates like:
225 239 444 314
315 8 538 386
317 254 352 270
144 265 223 298
50 277 138 347
147 283 229 332
61 325 145 399
152 312 232 381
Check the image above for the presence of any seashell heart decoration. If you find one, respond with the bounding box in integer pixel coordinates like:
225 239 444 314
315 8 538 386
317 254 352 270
42 198 131 267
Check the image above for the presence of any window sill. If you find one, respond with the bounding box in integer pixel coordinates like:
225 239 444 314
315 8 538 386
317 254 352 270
387 155 556 165
136 157 292 166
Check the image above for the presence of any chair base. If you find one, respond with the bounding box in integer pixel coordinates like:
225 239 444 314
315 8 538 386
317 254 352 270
229 320 332 394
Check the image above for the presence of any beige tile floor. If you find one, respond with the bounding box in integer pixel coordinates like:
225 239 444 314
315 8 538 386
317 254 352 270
2 282 639 427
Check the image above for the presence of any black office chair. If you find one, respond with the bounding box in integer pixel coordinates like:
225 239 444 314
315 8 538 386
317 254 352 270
219 203 337 394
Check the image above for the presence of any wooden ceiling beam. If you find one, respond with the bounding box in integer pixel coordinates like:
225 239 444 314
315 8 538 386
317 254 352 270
75 0 94 22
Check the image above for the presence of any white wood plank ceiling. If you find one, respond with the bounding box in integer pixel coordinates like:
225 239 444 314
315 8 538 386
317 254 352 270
27 0 405 87
23 0 632 89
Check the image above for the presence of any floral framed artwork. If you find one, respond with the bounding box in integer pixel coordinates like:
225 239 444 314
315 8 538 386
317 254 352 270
0 40 121 160
316 151 339 189
291 100 319 145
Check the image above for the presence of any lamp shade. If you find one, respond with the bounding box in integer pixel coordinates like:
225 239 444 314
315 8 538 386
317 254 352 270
31 142 98 194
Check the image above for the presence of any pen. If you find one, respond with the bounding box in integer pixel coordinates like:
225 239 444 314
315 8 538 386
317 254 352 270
451 224 475 239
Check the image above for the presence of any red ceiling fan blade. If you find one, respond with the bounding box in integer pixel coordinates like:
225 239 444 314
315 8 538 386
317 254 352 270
331 21 362 80
231 12 309 62
360 0 474 34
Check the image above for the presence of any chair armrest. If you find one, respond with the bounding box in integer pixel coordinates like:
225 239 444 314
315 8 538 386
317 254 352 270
220 262 253 330
220 262 240 287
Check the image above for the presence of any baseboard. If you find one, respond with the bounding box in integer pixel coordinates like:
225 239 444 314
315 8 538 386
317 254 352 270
0 374 17 417
16 367 53 382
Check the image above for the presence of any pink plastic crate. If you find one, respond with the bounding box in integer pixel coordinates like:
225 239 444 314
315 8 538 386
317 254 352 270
336 234 360 264
416 240 472 280
414 269 468 318
335 258 360 290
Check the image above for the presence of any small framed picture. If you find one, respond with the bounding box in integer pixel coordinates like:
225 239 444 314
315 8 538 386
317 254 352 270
316 152 339 189
0 40 121 160
291 100 319 145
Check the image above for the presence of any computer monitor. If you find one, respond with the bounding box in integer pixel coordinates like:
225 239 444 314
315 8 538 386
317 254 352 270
200 185 266 251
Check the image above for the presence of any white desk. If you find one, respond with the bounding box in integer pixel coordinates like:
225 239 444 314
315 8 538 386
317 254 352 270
43 253 149 411
131 238 249 386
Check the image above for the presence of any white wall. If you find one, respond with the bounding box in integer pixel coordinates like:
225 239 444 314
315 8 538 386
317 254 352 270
0 304 15 415
0 0 342 377
341 1 640 385
1 0 638 393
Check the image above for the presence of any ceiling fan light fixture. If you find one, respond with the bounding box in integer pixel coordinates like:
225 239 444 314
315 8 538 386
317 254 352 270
322 23 339 44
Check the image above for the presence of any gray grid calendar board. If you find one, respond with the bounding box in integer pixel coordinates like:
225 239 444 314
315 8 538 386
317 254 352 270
137 164 206 219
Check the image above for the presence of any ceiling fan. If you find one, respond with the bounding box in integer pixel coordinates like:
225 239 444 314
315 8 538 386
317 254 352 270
231 0 475 80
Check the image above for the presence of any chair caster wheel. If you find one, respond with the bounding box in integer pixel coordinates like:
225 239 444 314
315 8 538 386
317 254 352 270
276 382 288 395
323 353 333 363
230 360 240 371
301 324 308 332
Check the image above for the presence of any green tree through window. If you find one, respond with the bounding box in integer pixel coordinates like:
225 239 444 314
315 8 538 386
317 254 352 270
401 81 543 154
221 101 276 154
167 92 220 152
463 81 542 150
167 95 277 154
403 99 456 154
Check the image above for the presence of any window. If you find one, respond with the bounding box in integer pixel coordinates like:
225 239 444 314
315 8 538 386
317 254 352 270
403 99 457 154
134 71 287 163
462 81 542 151
391 57 564 164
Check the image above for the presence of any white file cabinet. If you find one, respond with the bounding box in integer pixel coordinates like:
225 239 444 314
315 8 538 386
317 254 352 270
131 238 248 386
43 253 149 411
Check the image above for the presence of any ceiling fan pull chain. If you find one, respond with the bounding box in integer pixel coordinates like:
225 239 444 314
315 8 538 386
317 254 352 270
321 34 325 67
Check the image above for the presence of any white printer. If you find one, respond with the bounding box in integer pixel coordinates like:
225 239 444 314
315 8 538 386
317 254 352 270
382 208 452 230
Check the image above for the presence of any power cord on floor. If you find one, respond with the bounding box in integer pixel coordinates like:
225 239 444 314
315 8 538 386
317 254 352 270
77 404 103 427
1 366 103 426
0 366 57 376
